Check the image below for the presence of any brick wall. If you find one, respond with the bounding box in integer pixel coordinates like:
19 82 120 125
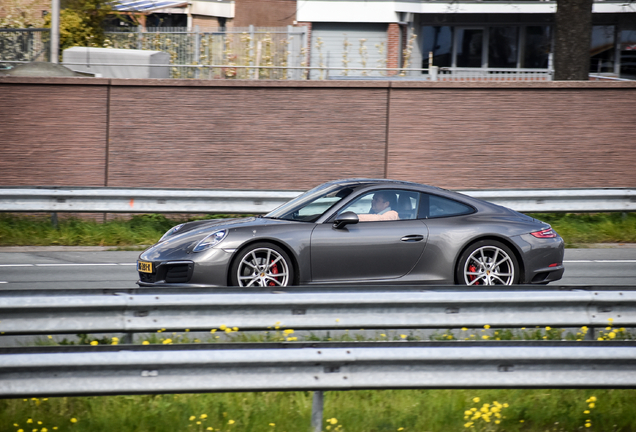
1 78 635 191
386 23 400 76
0 79 109 187
233 0 296 27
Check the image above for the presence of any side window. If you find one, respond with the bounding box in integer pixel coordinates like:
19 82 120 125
338 190 420 221
418 193 474 219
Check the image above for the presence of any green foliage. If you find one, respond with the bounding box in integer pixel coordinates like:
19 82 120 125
0 213 238 247
2 389 636 432
529 212 636 246
0 212 634 247
43 0 114 53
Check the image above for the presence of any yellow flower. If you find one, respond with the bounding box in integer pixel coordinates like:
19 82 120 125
70 418 77 423
185 329 190 332
464 410 472 416
207 428 214 431
589 403 595 408
197 421 201 425
233 327 239 331
519 420 524 423
287 337 298 341
482 335 489 340
472 397 480 403
90 341 98 346
228 420 235 425
462 327 468 331
606 326 612 330
220 325 227 330
42 428 48 432
329 418 338 425
546 326 551 330
225 328 232 333
400 334 407 339
381 334 386 337
584 410 590 414
48 335 53 339
189 416 196 421
484 325 491 329
269 423 275 427
27 420 33 424
464 422 473 428
585 423 591 428
283 329 294 334
589 396 597 402
200 414 208 419
211 329 217 333
163 339 172 344
609 332 616 338
398 428 404 431
503 403 509 408
597 337 604 341
142 341 150 345
608 318 614 322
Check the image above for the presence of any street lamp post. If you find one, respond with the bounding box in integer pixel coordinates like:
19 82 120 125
51 0 60 63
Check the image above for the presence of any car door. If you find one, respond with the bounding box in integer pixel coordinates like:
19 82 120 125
310 189 429 282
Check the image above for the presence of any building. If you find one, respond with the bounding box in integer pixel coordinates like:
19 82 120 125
295 0 636 79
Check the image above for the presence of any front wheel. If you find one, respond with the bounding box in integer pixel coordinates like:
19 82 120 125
456 240 519 286
230 243 294 287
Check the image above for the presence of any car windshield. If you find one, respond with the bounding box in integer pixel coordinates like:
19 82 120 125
265 183 355 222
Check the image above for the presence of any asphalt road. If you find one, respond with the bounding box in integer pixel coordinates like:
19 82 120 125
0 246 634 289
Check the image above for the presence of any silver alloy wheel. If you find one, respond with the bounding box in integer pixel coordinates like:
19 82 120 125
463 245 515 285
236 247 290 287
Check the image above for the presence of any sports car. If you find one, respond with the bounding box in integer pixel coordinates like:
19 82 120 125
137 179 564 287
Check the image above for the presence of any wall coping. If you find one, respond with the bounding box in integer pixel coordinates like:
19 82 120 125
1 76 635 89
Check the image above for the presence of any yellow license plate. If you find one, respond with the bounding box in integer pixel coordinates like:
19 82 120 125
138 261 153 273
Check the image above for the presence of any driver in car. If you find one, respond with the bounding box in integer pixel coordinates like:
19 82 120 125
358 191 399 221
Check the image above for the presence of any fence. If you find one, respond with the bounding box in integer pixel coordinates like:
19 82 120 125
1 286 633 337
104 25 308 79
0 187 634 214
3 342 636 399
0 28 49 67
3 286 635 430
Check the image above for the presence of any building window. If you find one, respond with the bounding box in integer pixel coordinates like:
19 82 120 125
421 26 452 67
489 27 518 68
422 25 553 70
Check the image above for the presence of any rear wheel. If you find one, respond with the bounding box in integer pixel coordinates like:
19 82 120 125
456 240 519 286
230 243 294 287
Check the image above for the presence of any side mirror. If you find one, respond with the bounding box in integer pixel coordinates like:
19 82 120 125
333 211 359 229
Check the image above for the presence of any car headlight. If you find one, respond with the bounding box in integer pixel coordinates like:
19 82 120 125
193 229 227 252
159 223 185 242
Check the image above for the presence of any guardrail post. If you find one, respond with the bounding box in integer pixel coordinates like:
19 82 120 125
121 332 134 344
585 326 595 341
310 390 324 432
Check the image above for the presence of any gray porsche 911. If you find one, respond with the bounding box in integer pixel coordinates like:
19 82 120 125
137 179 564 287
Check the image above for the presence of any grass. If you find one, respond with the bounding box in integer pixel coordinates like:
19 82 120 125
0 212 635 247
0 214 237 247
2 389 636 432
528 212 636 246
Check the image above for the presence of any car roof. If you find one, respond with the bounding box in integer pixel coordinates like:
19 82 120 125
327 178 446 193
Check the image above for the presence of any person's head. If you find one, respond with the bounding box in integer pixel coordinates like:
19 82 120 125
371 191 392 214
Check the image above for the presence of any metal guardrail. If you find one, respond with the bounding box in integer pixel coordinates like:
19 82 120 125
1 288 634 336
0 187 634 214
2 342 636 398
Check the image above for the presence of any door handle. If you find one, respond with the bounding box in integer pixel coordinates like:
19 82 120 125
401 235 424 242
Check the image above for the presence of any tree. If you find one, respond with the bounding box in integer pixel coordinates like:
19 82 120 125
553 0 594 80
44 0 114 52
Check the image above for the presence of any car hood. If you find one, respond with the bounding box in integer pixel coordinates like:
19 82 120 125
139 217 296 260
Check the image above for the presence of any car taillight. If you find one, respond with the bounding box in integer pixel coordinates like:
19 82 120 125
531 228 557 238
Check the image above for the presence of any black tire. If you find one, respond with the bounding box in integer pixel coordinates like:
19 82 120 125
455 240 520 286
230 242 295 287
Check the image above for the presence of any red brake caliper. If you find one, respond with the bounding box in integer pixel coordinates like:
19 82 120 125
268 261 279 286
468 264 479 285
